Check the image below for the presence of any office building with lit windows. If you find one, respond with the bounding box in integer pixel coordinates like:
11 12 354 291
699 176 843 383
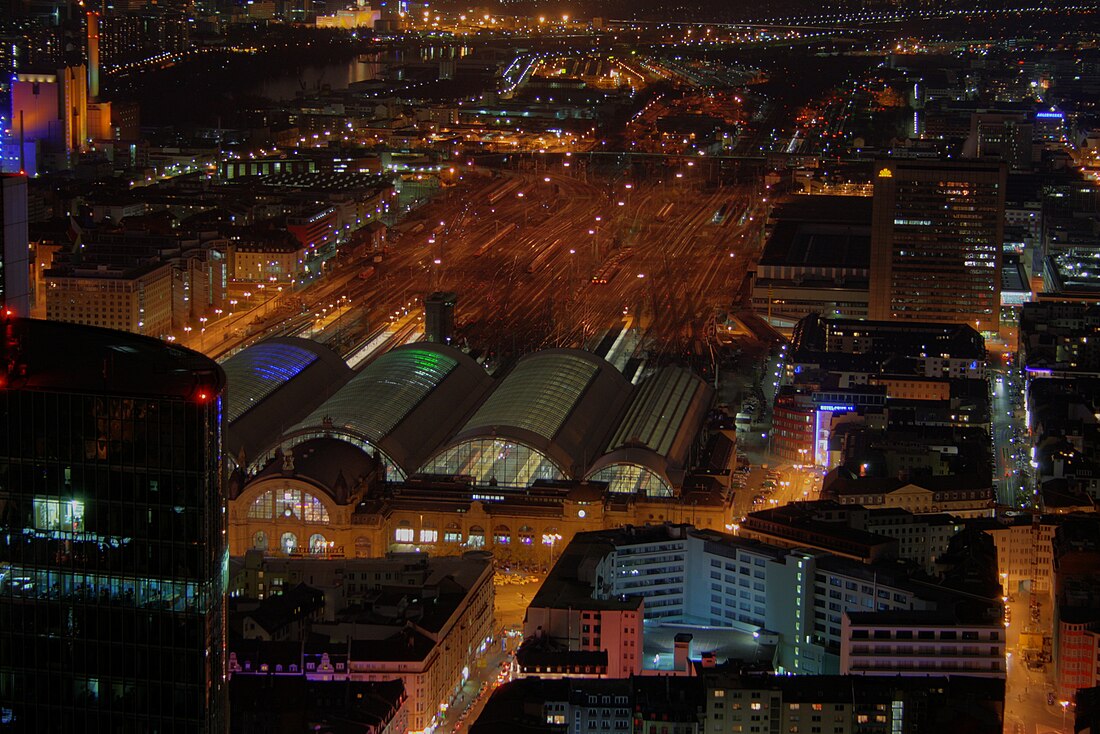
528 524 1003 677
869 159 1006 333
0 317 228 733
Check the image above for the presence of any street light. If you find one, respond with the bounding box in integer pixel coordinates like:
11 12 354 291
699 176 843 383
542 533 562 567
1061 700 1070 733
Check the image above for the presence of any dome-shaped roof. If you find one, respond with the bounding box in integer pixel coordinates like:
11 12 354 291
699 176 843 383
586 366 713 493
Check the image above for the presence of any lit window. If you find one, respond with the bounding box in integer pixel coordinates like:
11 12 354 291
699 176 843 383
419 529 438 543
247 488 329 523
395 527 414 543
280 532 298 554
308 533 328 553
33 498 84 532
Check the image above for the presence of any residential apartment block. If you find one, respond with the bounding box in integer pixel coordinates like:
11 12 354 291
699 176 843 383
524 524 1003 677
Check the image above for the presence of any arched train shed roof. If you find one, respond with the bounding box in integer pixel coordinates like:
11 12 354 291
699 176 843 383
440 349 633 477
586 366 714 489
222 337 352 465
283 343 493 476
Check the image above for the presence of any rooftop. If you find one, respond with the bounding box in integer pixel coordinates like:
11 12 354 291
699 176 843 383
527 529 643 613
0 317 222 400
229 676 406 734
445 349 633 478
285 343 492 476
760 196 872 271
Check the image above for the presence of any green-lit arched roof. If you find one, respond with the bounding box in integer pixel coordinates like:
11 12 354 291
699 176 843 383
282 343 492 477
586 366 713 492
434 349 633 478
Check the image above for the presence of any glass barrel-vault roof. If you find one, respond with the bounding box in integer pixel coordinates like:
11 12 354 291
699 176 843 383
222 342 320 422
609 366 703 456
588 464 672 496
293 347 458 444
463 352 599 440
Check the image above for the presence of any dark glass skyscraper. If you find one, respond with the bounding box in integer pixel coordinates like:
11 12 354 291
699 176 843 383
425 290 457 344
0 317 227 733
0 175 30 316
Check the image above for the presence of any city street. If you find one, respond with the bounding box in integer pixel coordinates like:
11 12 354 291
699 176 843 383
1004 591 1073 734
439 572 543 733
991 366 1029 508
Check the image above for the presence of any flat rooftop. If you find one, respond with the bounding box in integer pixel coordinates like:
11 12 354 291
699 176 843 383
760 196 872 270
528 532 640 612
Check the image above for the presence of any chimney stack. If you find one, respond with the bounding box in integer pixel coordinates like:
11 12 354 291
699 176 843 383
86 11 100 101
673 633 692 673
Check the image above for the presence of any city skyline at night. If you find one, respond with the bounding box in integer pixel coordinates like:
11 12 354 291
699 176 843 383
2 0 1100 732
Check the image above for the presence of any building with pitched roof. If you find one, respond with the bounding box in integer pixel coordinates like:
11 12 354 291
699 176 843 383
228 552 494 734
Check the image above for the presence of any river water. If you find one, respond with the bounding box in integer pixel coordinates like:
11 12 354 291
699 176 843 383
252 45 474 101
254 56 386 100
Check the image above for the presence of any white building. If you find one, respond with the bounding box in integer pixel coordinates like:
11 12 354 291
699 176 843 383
530 525 999 677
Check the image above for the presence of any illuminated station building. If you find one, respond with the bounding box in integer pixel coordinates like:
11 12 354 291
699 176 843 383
223 341 724 560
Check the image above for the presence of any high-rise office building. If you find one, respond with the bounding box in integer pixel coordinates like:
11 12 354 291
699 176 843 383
869 159 1006 333
0 317 228 732
425 290 457 344
0 174 30 316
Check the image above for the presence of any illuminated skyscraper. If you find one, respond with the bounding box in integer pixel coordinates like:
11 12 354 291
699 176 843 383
0 317 228 733
869 158 1006 333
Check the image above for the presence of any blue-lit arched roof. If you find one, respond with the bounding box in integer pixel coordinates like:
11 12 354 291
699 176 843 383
224 340 322 422
222 338 352 464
